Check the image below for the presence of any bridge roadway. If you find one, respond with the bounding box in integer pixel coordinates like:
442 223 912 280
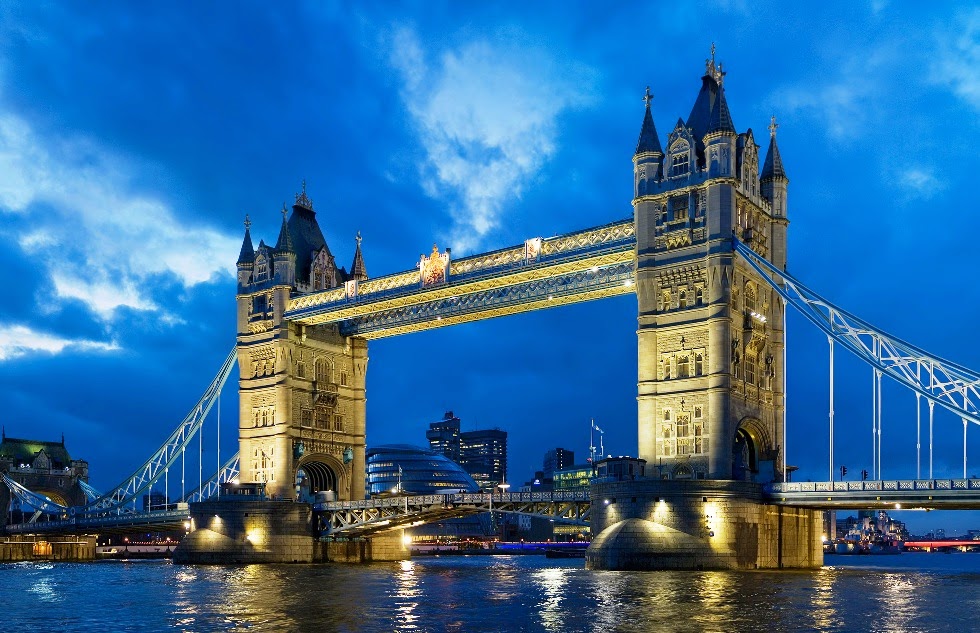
767 479 980 509
4 508 190 535
314 491 592 537
13 480 980 537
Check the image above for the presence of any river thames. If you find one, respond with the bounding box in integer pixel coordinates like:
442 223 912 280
3 553 979 632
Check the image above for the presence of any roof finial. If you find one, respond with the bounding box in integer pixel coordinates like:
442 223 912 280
769 115 779 138
642 86 653 107
244 214 251 231
356 231 362 247
282 202 288 220
705 42 725 85
295 179 313 209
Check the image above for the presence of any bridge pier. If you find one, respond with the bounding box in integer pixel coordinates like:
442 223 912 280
173 499 408 564
585 480 822 570
0 535 96 562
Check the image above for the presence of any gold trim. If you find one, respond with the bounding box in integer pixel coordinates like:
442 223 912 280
292 249 634 327
359 283 635 340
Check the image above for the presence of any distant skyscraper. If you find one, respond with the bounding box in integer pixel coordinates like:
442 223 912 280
460 429 507 490
426 411 461 462
543 448 575 478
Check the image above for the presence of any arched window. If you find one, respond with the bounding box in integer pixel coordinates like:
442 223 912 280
695 353 704 376
695 287 704 305
745 283 757 312
663 357 672 380
670 141 690 177
679 289 688 308
678 355 690 378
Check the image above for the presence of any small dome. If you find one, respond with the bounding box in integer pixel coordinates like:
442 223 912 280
585 518 714 570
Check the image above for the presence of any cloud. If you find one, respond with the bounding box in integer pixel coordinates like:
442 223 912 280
0 107 239 321
388 28 593 252
932 9 980 111
897 167 944 198
0 324 118 361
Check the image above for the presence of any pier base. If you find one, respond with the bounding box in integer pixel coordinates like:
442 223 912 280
172 499 409 564
585 479 822 570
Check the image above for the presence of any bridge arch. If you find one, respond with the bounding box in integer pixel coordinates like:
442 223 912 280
295 453 348 502
733 417 772 482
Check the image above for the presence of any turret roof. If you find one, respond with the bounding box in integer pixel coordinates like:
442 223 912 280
350 232 367 281
635 87 662 155
237 217 254 265
761 117 787 181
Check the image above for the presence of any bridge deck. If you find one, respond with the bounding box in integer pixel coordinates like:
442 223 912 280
767 479 980 509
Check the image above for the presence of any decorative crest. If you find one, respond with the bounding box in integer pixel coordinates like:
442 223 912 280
642 86 653 107
295 179 313 209
244 214 251 230
768 115 779 138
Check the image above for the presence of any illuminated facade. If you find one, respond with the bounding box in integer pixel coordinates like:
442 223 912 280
459 429 507 490
0 433 89 529
633 50 788 481
235 185 368 500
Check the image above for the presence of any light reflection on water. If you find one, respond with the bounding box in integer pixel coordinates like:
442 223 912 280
2 554 980 632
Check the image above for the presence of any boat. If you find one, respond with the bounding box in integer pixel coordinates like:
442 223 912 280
545 547 587 559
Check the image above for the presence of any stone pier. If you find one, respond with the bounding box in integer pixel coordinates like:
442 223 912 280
173 499 408 564
586 479 822 570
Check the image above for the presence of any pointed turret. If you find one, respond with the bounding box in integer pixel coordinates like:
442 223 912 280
237 215 255 265
273 205 297 286
635 87 662 155
707 84 735 135
274 205 295 254
237 215 255 287
350 232 368 281
761 118 787 181
634 87 664 197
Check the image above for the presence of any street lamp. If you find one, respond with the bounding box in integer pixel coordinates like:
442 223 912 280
497 482 510 499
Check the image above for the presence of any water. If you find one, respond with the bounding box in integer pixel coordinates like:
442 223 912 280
3 554 980 632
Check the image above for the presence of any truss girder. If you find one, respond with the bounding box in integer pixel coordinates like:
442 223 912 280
4 508 191 535
768 479 980 509
342 258 636 339
1 473 68 515
316 492 591 537
285 220 637 337
78 348 237 515
734 240 980 427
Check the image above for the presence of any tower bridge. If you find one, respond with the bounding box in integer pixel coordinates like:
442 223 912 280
6 50 980 569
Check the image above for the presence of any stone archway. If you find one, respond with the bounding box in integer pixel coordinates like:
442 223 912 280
732 417 772 482
295 453 349 502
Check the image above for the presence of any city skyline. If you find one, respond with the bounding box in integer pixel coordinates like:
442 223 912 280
1 3 978 532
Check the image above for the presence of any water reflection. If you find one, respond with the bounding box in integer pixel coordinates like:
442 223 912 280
807 567 841 631
532 567 569 631
393 559 420 631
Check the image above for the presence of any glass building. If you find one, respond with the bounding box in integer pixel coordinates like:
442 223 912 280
366 445 480 496
459 428 507 490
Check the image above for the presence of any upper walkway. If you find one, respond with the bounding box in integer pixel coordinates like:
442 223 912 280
767 479 980 509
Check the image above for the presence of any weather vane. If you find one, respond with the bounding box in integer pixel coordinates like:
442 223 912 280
769 115 779 138
643 86 653 107
244 214 251 230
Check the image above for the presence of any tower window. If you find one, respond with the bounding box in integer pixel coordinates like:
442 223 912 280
679 289 688 308
671 151 690 177
678 355 690 378
672 197 689 221
695 287 704 305
695 353 704 376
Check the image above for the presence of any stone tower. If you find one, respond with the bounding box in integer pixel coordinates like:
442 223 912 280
235 184 369 500
634 51 789 482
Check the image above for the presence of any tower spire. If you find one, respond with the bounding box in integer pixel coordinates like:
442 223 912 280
237 214 255 265
762 115 787 181
295 179 313 210
635 86 663 155
275 204 295 253
350 232 368 281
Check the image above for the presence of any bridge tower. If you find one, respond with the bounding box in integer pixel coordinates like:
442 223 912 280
235 185 369 501
633 53 789 482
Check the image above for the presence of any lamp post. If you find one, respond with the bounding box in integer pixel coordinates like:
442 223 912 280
496 483 510 542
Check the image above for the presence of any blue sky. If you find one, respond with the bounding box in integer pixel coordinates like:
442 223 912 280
1 2 978 533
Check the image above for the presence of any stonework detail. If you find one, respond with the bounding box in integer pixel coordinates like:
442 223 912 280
634 59 788 482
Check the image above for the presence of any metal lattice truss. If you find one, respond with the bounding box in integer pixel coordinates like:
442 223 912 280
79 348 237 516
317 492 591 537
181 453 240 504
1 474 67 518
735 240 980 427
78 480 103 504
286 219 637 338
